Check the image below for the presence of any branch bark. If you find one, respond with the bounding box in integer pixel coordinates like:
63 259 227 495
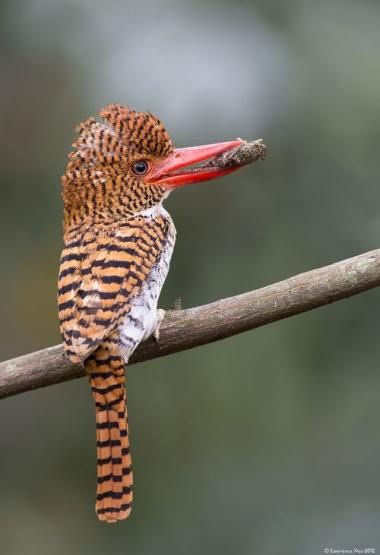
1 248 380 400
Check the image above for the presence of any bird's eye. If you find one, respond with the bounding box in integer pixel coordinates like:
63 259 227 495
131 160 149 176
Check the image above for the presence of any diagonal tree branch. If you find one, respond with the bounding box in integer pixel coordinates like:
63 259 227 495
1 248 380 400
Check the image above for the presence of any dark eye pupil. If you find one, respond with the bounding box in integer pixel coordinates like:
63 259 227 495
132 161 148 175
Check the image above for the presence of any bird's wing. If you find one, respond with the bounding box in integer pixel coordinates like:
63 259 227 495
58 217 169 363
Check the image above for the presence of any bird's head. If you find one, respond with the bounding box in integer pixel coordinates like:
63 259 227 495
62 104 244 230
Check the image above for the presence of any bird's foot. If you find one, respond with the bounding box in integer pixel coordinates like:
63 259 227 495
153 309 166 343
170 297 182 311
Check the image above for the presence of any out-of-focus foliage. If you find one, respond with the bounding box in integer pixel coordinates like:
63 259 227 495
1 1 380 553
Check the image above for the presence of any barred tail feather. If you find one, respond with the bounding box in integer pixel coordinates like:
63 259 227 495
86 347 133 523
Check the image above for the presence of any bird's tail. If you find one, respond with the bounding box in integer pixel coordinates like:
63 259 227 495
85 347 133 523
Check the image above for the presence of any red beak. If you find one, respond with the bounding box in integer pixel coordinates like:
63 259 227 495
146 140 244 188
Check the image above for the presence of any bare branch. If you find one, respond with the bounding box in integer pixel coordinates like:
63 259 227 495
1 248 379 400
206 139 267 168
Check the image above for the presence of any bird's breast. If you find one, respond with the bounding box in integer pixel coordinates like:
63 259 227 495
118 211 176 361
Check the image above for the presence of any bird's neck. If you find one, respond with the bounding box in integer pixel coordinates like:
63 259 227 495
62 178 169 233
63 196 173 239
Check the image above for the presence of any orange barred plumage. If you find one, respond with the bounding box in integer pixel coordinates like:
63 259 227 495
58 104 247 522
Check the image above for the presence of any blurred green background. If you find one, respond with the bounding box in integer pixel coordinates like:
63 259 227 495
1 1 380 553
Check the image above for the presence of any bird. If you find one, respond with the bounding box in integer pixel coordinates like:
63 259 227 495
58 104 249 523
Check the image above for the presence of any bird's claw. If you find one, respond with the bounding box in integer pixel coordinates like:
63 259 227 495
170 297 182 311
153 309 166 343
